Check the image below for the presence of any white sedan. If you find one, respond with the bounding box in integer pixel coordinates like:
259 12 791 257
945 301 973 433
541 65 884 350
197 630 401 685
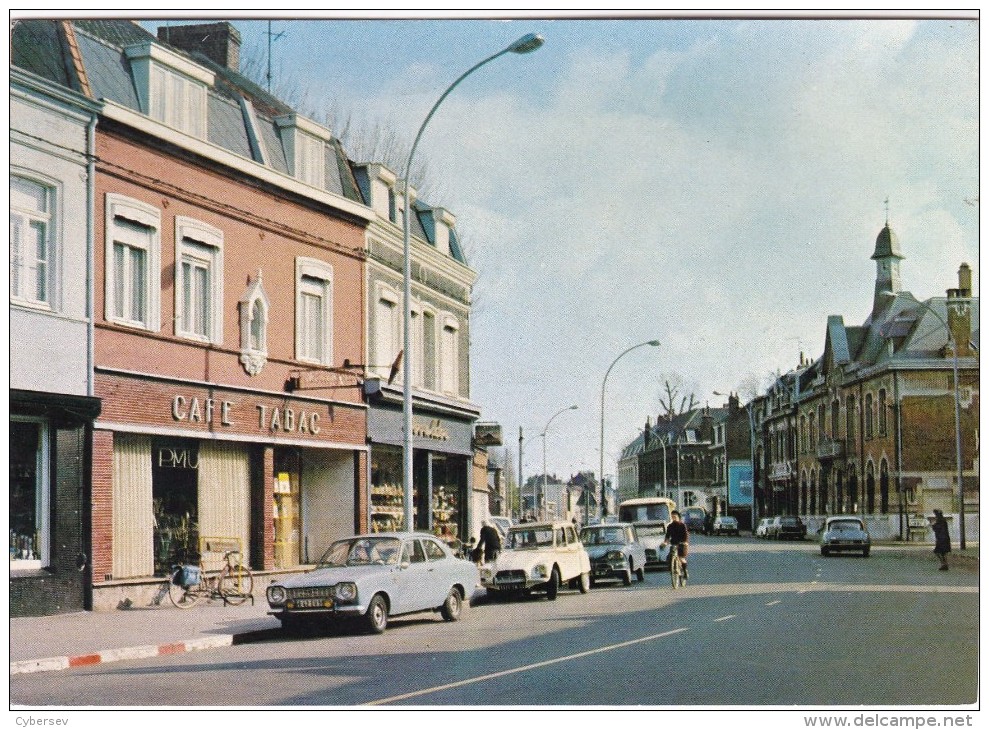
480 521 591 599
266 533 479 633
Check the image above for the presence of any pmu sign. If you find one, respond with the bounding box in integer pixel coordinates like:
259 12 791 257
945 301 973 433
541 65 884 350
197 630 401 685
158 447 199 469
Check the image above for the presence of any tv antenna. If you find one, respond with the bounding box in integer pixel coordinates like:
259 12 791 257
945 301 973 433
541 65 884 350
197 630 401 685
266 20 286 93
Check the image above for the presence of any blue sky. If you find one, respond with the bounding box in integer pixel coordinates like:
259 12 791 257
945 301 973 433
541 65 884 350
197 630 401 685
133 12 978 483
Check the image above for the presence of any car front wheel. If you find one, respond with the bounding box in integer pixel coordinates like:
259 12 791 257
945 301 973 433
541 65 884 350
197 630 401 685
440 587 462 621
545 567 560 600
364 594 388 634
578 571 590 593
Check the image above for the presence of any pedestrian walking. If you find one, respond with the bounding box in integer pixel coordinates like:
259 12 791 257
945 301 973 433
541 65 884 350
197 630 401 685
931 509 951 571
472 519 502 565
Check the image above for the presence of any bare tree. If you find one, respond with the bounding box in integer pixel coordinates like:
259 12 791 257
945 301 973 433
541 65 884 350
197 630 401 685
655 375 699 421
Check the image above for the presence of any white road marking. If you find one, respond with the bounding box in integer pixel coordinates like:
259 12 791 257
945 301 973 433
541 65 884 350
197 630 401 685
365 626 689 705
765 600 781 606
713 615 735 622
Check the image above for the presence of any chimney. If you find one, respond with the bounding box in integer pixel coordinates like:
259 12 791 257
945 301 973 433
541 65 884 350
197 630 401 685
958 263 972 297
946 262 973 357
158 22 241 72
643 417 652 449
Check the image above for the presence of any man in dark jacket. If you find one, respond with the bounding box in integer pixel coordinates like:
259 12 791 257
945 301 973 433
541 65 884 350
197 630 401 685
664 510 689 578
473 519 502 564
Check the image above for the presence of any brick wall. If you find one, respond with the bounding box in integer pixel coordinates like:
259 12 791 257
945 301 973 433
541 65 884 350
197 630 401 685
91 429 114 583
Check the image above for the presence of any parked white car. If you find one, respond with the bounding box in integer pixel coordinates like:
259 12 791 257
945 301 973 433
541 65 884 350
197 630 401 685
820 516 871 557
266 533 479 634
479 521 591 599
755 517 774 538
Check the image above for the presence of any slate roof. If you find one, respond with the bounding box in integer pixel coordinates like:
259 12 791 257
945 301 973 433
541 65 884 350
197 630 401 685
11 18 468 263
805 289 979 397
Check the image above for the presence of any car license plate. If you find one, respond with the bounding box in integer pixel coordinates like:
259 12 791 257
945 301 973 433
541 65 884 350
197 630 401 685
293 598 331 609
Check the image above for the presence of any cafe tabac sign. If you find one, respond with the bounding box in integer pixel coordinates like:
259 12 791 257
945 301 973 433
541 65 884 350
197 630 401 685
169 394 325 436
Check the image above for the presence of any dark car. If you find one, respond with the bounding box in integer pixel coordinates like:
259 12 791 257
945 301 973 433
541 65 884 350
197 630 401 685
712 515 739 536
771 515 807 540
579 523 647 586
682 507 707 532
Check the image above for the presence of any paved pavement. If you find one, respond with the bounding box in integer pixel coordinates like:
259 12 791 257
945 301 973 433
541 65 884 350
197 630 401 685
9 541 978 676
10 597 279 675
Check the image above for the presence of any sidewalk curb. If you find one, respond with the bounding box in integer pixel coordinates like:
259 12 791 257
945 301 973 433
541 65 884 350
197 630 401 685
10 633 236 676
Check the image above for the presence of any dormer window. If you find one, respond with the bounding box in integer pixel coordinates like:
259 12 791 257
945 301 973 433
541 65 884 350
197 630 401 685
239 272 269 376
276 114 332 188
125 43 213 138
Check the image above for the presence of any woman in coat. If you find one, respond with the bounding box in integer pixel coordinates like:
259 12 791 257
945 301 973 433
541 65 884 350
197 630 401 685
931 509 951 571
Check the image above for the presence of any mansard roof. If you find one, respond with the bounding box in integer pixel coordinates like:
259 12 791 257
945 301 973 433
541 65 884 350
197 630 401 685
804 290 979 396
12 19 364 205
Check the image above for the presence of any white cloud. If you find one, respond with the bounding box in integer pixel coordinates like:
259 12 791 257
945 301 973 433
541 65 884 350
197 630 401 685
347 19 977 476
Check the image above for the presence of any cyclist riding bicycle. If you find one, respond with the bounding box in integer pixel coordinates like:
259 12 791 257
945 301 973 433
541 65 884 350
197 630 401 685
663 510 689 580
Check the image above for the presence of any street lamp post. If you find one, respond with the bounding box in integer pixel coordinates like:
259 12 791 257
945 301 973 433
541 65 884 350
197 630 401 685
400 33 544 532
599 340 660 521
542 405 578 521
882 292 968 549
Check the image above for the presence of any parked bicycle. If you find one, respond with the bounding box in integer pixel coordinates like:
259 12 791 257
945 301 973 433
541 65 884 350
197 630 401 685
168 538 254 608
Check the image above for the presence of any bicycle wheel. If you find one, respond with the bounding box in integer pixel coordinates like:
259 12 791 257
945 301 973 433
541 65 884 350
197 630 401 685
168 568 204 608
219 562 254 605
669 554 681 589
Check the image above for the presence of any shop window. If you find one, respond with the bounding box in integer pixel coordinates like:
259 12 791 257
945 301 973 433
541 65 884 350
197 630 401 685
175 217 224 344
273 450 302 568
295 257 333 365
426 454 465 543
10 176 55 308
105 194 161 330
370 446 405 533
152 439 200 575
10 419 49 570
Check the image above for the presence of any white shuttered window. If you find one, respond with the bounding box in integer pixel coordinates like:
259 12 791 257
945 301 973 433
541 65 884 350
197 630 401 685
197 442 251 566
112 434 154 578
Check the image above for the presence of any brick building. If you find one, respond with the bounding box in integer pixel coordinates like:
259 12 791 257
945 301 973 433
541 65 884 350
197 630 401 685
790 223 979 541
11 20 376 610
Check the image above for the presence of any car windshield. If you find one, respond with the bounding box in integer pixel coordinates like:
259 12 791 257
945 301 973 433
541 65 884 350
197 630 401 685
781 517 798 525
317 537 402 568
720 517 737 524
637 525 665 538
829 520 863 532
508 527 554 549
580 528 626 545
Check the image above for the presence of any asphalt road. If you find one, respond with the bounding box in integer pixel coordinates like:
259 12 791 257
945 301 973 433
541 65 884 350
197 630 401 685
10 536 979 708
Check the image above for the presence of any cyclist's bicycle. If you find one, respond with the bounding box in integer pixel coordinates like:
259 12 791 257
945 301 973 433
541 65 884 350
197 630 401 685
668 543 687 589
168 540 254 608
